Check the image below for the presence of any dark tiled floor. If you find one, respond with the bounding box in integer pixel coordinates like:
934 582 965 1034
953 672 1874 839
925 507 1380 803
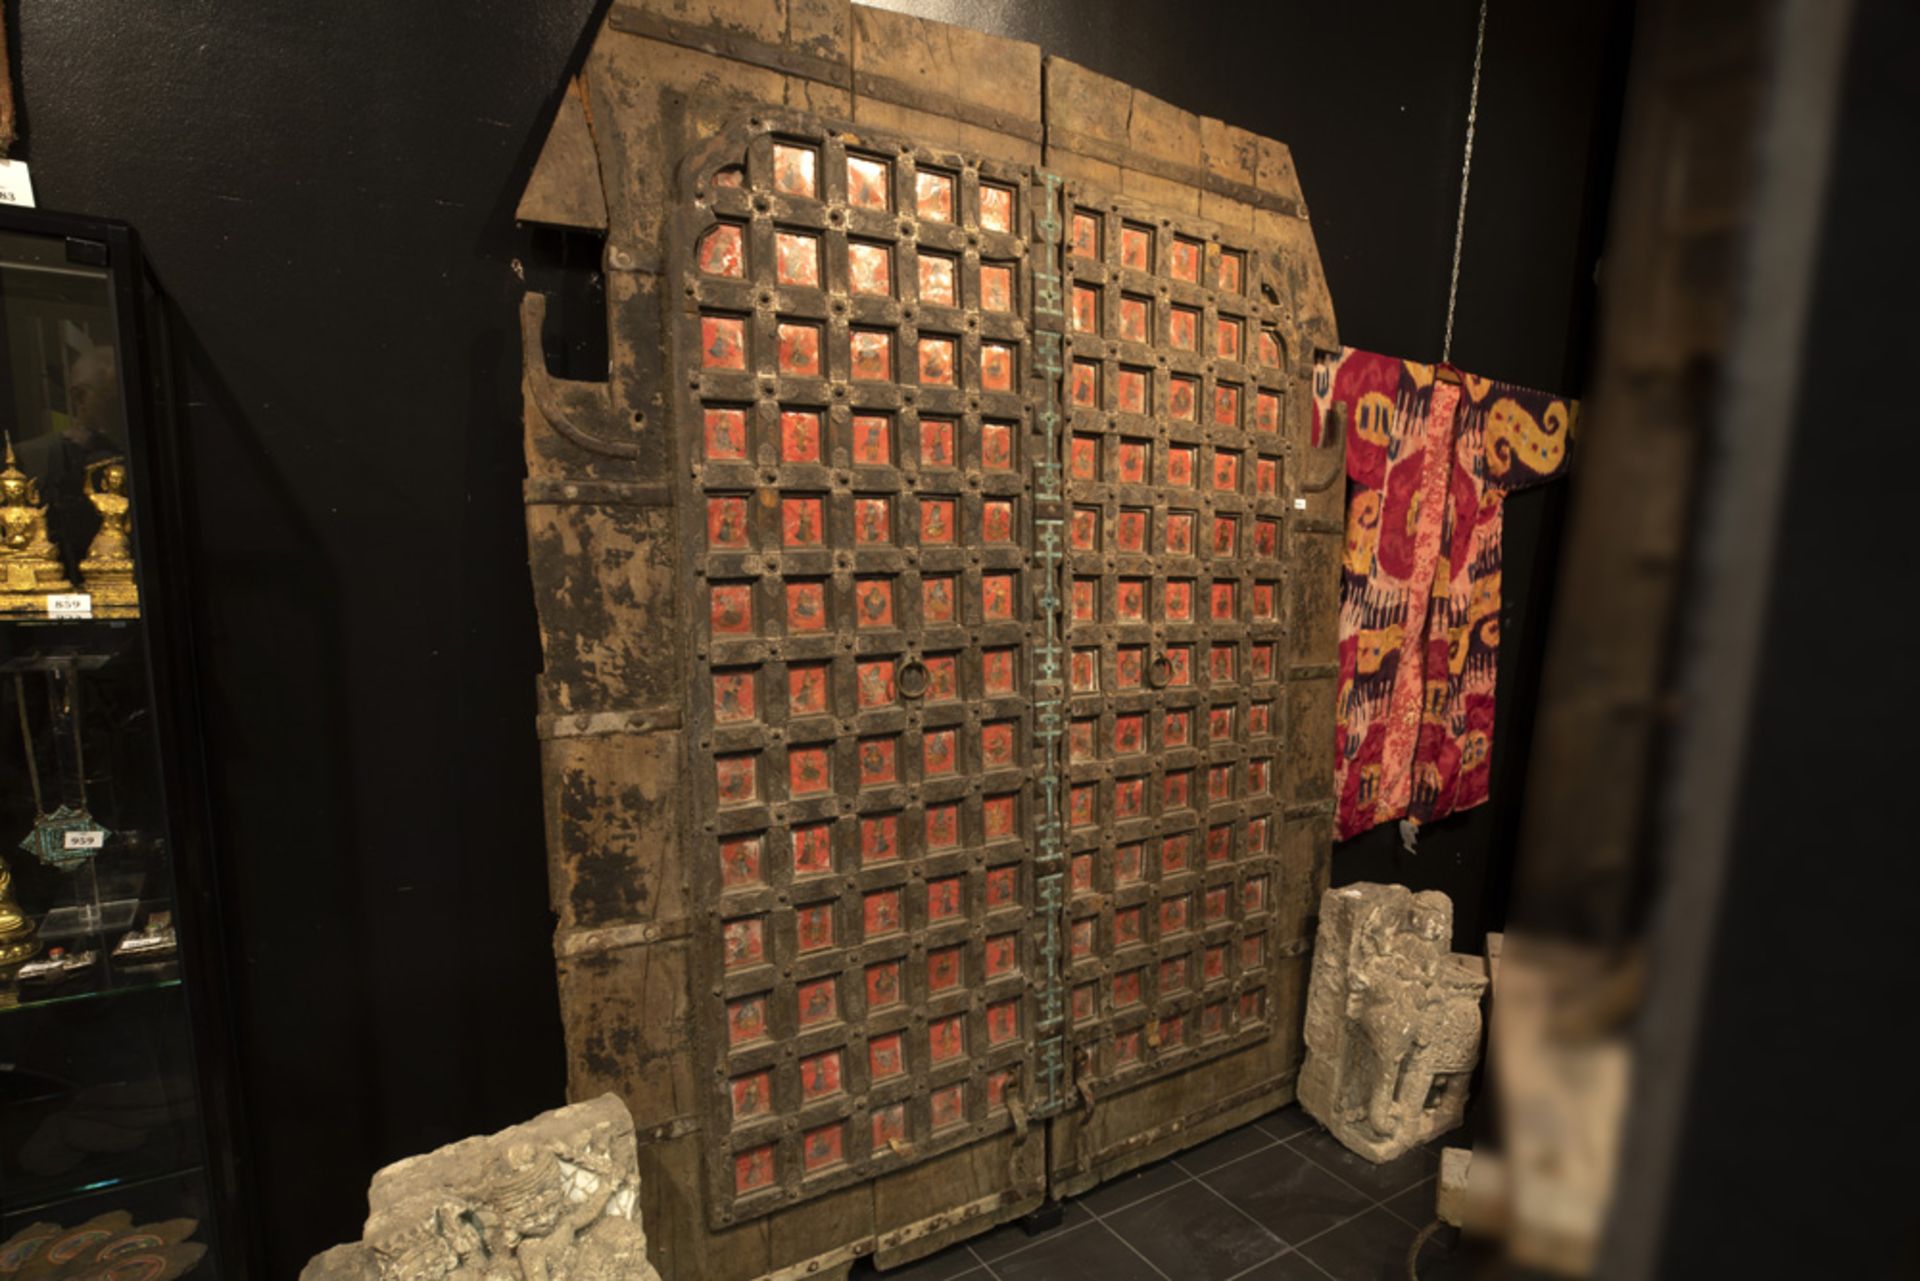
850 1106 1467 1281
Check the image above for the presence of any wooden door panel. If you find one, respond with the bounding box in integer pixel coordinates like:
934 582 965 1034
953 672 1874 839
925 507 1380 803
672 113 1046 1227
1055 185 1292 1097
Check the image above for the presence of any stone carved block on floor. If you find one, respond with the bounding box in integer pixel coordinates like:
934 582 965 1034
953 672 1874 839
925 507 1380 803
1298 883 1488 1162
300 1094 660 1281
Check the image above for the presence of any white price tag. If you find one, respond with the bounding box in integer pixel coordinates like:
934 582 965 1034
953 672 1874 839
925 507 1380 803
45 593 94 619
63 829 107 851
1293 497 1308 510
0 160 36 208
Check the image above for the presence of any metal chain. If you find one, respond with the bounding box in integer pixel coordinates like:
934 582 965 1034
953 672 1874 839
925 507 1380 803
1442 0 1490 364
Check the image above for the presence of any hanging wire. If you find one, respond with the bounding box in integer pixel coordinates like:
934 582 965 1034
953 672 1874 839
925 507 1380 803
1442 0 1490 364
13 673 42 817
60 661 87 808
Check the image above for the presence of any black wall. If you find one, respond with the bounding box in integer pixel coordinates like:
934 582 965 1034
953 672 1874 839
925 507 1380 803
6 1 1625 1272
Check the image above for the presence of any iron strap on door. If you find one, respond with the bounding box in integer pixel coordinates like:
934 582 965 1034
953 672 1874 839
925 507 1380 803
1026 169 1071 1121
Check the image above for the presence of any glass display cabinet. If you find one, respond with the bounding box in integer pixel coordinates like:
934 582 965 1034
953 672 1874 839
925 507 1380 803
0 208 238 1278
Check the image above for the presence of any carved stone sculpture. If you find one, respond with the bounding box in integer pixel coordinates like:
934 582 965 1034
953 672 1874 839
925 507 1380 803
1298 883 1488 1161
301 1094 660 1281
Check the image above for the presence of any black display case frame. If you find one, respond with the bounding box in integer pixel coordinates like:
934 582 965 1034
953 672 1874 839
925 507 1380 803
0 203 250 1278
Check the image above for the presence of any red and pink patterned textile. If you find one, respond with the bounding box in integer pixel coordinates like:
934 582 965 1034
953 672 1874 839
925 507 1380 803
1312 348 1575 842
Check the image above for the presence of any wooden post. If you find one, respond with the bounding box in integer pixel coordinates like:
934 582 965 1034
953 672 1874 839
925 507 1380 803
0 0 16 157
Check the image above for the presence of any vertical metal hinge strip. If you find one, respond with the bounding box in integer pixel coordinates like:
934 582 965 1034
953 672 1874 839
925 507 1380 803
1028 170 1071 1119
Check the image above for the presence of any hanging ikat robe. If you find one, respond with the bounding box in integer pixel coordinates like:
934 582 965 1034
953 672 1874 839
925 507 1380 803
1312 348 1575 842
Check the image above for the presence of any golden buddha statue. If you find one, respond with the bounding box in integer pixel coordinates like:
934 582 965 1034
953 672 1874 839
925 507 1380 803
0 437 74 609
79 457 139 616
0 856 40 1003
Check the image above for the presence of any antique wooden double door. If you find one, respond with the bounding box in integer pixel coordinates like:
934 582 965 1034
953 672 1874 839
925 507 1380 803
518 6 1342 1277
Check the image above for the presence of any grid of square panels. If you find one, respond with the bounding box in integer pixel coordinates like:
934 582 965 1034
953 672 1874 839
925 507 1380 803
680 120 1036 1221
1057 192 1291 1088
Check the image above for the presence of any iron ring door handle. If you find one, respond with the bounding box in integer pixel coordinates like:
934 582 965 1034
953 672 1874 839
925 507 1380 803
897 659 929 699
